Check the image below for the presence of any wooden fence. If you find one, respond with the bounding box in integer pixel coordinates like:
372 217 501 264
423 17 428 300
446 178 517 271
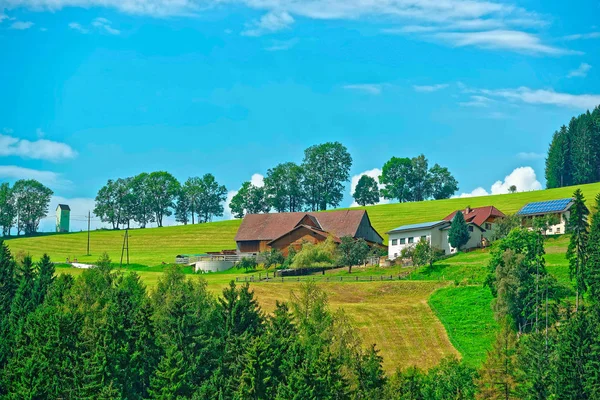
235 271 412 283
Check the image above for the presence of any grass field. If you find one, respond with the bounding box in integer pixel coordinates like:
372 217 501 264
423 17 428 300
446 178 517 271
5 182 600 266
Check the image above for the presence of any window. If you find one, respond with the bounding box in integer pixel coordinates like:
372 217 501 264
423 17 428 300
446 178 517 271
556 227 561 234
468 226 474 232
400 238 406 245
485 223 492 230
421 235 427 241
391 239 398 246
408 237 414 244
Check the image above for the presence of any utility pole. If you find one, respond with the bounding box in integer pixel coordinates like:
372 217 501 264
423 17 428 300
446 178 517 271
86 211 91 256
120 229 130 267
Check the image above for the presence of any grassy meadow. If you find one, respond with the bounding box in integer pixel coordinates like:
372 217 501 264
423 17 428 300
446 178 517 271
5 181 600 266
4 182 592 372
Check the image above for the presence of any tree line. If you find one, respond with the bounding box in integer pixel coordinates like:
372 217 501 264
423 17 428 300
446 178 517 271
0 180 53 237
0 243 478 399
96 143 460 225
94 172 228 229
474 189 600 399
545 105 600 188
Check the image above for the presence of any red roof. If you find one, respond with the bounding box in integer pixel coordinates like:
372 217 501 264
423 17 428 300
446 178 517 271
235 210 368 242
443 206 506 227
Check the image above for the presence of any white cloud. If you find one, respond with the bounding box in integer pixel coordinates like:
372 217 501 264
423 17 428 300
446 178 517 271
242 11 294 36
0 14 8 23
568 63 591 78
250 173 264 187
459 95 494 107
517 152 544 160
459 166 542 197
69 22 89 33
0 133 77 161
0 166 70 188
69 18 120 34
563 32 600 41
92 17 120 35
479 87 600 110
349 168 389 207
430 30 575 55
413 83 449 93
342 84 384 95
265 38 298 51
10 21 34 30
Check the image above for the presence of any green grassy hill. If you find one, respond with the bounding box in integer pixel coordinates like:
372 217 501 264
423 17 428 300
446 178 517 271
5 182 600 266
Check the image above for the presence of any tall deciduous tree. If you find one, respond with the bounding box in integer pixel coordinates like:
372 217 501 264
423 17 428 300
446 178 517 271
0 183 15 237
130 173 155 228
408 154 431 202
264 162 304 212
380 157 413 203
197 173 227 223
146 171 180 227
353 175 380 206
429 164 459 200
230 182 269 219
567 189 589 310
448 211 470 251
94 179 120 229
301 142 352 211
174 188 191 225
12 179 53 235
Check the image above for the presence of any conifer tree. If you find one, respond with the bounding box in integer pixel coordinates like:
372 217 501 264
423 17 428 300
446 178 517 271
33 253 54 306
587 194 600 302
567 189 589 310
477 320 518 399
517 332 552 400
149 345 190 399
353 344 387 399
10 255 36 332
449 211 471 251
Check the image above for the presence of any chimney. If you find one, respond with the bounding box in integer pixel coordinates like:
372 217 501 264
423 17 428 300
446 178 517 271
465 206 471 214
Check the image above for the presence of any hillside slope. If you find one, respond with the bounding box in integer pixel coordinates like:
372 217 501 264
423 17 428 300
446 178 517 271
5 182 600 265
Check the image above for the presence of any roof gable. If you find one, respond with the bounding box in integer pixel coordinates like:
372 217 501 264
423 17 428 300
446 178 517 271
235 210 368 242
56 204 71 211
443 206 506 227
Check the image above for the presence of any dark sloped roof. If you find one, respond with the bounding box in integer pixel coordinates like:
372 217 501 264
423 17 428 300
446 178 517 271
443 206 505 227
387 220 450 234
235 210 368 242
57 204 71 211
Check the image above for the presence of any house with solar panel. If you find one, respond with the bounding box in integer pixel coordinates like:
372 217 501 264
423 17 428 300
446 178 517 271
516 198 578 235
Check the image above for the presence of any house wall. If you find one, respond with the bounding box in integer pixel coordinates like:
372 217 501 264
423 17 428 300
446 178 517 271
269 229 324 256
388 228 443 260
356 214 384 245
521 211 569 235
237 240 269 254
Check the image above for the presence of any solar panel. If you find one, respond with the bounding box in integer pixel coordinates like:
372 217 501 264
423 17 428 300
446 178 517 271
517 198 572 216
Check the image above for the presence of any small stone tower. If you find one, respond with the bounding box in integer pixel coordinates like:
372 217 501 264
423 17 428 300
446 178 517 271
56 204 71 233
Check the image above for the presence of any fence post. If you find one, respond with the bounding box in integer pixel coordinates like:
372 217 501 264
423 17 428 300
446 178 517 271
356 276 358 281
370 276 373 281
282 277 284 283
340 276 343 282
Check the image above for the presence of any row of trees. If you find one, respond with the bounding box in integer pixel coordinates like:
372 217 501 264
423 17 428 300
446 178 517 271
475 189 600 398
545 105 600 188
353 154 458 206
0 180 53 237
94 172 227 229
94 143 460 224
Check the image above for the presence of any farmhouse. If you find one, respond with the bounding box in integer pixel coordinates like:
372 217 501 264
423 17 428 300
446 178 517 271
387 214 488 260
235 210 383 256
443 205 506 241
517 198 579 235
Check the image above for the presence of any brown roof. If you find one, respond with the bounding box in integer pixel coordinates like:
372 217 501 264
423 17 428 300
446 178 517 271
443 206 506 227
235 210 368 242
268 224 342 246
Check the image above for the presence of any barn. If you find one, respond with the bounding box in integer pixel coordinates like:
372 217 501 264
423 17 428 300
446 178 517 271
234 210 383 256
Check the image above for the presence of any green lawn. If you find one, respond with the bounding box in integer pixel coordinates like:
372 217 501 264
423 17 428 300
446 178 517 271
5 181 600 267
429 285 498 367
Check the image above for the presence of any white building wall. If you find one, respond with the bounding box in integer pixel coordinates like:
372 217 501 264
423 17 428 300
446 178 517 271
388 228 436 260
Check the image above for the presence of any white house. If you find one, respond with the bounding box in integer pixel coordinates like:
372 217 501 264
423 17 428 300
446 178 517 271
516 198 578 235
386 220 486 260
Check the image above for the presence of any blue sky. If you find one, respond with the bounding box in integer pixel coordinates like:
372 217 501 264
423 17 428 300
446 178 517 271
1 0 600 230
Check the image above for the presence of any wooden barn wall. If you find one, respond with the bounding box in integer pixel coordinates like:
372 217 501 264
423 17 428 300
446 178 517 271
355 214 383 244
